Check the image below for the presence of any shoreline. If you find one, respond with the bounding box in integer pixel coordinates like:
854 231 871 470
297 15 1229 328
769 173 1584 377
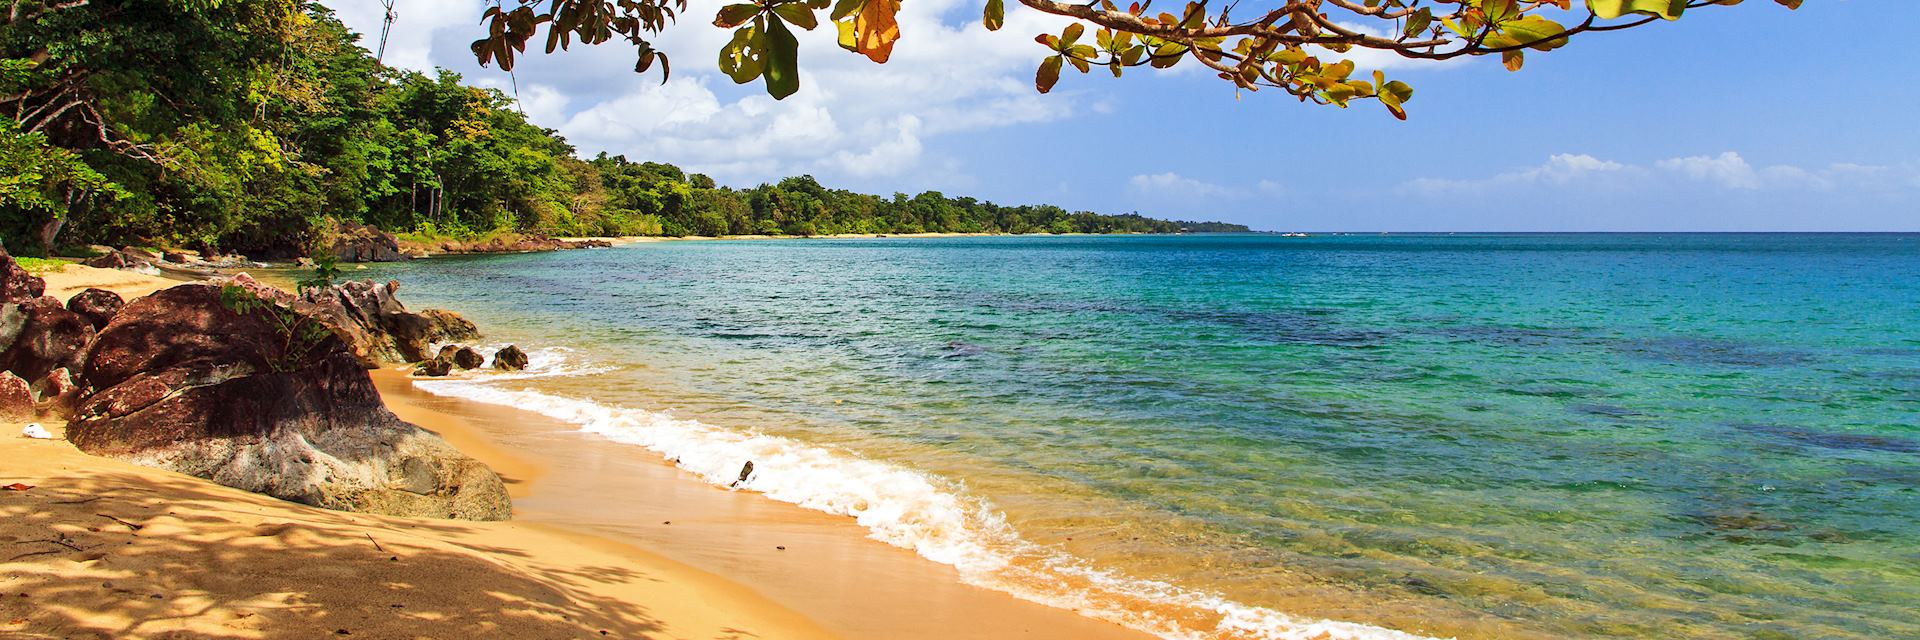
10 263 1155 639
370 366 1157 640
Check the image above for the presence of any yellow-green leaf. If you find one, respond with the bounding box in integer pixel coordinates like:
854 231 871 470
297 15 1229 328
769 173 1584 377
984 0 1004 30
718 25 765 84
1036 55 1063 93
1586 0 1685 20
830 0 864 21
1486 15 1569 50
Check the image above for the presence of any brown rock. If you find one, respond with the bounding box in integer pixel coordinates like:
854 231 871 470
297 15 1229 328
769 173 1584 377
0 371 30 421
0 245 46 303
0 296 95 383
450 346 484 370
30 367 78 416
292 280 480 367
328 220 408 263
493 345 529 371
66 288 125 330
413 357 452 377
67 281 510 521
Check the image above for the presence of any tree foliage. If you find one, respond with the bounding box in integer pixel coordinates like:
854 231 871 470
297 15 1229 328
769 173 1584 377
0 1 1239 255
474 0 1802 117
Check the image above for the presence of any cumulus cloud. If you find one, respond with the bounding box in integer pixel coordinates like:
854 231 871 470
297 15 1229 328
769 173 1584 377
1404 151 1916 195
334 0 1083 187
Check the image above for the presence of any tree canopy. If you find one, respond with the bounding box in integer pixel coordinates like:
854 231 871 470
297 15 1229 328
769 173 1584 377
473 0 1802 117
0 0 1241 256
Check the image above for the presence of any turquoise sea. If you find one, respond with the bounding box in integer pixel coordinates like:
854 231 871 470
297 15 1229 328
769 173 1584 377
357 234 1920 639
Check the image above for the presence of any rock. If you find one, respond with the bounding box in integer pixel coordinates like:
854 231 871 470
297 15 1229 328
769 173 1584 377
493 345 528 371
0 296 95 383
0 245 46 303
450 346 484 370
67 281 510 521
413 357 452 377
291 279 481 367
30 367 79 416
84 251 136 269
120 247 160 260
66 288 125 330
0 371 30 421
161 251 193 264
328 220 408 263
419 234 612 255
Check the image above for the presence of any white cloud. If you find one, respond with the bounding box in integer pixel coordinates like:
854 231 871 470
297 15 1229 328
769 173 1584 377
334 0 1084 187
1404 152 1917 195
1128 172 1237 199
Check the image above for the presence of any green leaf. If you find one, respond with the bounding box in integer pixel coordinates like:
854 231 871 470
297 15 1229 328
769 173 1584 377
1036 55 1063 93
773 3 819 30
1403 8 1432 39
718 25 765 84
763 17 801 99
1586 0 1685 20
1061 23 1085 48
984 0 1005 30
1479 0 1518 24
830 0 865 21
715 3 760 28
1485 15 1569 50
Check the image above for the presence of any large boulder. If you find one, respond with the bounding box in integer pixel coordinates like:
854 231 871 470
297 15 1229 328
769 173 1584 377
294 279 480 367
67 288 125 330
446 345 484 370
493 345 529 371
0 245 46 303
0 296 95 384
328 220 408 263
66 280 510 521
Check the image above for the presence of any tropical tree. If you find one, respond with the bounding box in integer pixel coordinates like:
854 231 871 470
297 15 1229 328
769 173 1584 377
471 0 1801 117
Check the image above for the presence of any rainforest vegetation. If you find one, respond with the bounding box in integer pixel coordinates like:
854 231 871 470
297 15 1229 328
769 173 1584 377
0 0 1244 257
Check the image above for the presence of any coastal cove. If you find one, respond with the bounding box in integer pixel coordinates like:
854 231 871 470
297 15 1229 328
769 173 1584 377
343 233 1920 640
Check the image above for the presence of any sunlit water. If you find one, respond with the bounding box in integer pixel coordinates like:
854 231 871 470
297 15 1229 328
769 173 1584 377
353 234 1920 639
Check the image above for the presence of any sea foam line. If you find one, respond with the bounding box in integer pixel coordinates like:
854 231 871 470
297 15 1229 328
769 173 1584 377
409 356 1443 640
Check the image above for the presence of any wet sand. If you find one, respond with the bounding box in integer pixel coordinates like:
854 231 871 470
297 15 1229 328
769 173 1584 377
372 368 1156 640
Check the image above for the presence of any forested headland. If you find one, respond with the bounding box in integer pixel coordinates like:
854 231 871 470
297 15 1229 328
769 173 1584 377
0 1 1246 258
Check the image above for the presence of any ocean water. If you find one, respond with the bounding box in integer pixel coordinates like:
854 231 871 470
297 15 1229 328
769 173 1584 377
356 234 1920 639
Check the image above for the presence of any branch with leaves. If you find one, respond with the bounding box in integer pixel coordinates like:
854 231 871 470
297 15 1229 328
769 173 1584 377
477 0 1799 118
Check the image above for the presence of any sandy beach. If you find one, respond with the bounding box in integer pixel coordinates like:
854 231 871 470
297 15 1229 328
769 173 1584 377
3 263 1153 640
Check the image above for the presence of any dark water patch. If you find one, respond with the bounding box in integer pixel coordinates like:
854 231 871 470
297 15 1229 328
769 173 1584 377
942 341 988 358
1571 403 1646 420
1734 423 1920 454
1616 336 1815 368
1500 383 1618 399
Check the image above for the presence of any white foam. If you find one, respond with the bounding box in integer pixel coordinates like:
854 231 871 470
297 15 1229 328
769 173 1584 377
411 367 1445 640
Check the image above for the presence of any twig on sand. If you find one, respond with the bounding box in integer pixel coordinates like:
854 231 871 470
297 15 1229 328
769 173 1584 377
7 549 60 561
365 533 385 553
95 514 144 531
52 496 103 505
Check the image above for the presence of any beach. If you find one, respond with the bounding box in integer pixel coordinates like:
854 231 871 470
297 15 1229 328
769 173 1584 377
3 262 1154 639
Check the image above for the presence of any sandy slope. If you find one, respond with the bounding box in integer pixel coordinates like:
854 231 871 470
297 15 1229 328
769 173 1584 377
2 265 832 640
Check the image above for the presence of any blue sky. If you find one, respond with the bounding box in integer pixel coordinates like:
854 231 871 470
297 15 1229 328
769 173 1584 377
336 0 1917 231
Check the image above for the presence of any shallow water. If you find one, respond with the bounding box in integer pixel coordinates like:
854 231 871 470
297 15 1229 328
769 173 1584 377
359 234 1920 639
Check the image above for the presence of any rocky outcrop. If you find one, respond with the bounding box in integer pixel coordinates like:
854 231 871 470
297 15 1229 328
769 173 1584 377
66 280 510 521
413 356 452 377
0 246 45 303
0 371 30 420
413 234 611 256
294 279 480 367
1 296 96 385
328 220 408 263
493 345 528 371
67 288 124 330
